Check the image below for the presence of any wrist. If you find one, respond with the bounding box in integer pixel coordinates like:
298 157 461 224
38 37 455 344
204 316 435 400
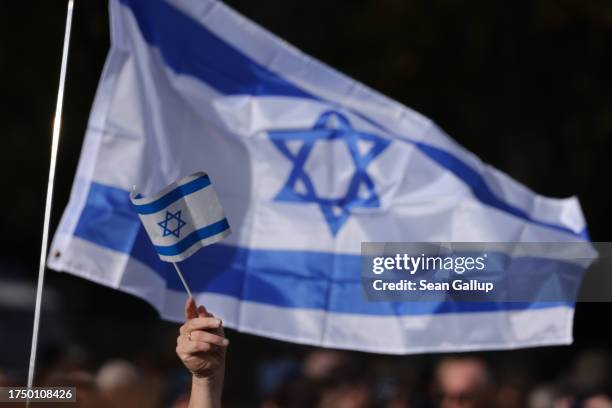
191 371 224 405
191 373 223 386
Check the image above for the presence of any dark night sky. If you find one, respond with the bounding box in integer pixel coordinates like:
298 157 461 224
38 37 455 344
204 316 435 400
1 0 612 390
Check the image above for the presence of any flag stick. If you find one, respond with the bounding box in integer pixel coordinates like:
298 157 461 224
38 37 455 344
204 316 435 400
173 262 194 299
27 0 75 391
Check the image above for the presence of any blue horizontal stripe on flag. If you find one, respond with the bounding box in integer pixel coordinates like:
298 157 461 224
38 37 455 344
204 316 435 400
73 181 576 316
134 174 211 214
117 0 587 240
414 142 590 239
118 0 315 99
154 218 230 256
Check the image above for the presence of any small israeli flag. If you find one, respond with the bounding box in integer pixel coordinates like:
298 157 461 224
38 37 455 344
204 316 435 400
130 172 230 263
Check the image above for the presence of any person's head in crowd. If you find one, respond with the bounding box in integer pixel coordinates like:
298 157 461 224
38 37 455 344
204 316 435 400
493 376 526 408
549 350 612 408
582 394 612 408
528 384 556 408
42 370 101 408
315 352 374 408
383 366 428 408
303 349 351 382
317 369 373 408
570 351 610 396
553 385 612 408
96 359 140 391
553 394 612 408
288 348 374 408
434 356 493 408
95 359 157 408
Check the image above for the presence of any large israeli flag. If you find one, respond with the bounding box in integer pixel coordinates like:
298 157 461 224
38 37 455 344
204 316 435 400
49 0 590 354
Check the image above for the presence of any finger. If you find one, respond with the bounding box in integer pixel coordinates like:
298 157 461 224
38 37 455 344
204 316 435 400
176 334 187 355
183 340 213 354
176 334 194 351
197 305 211 318
198 306 225 333
176 333 188 350
197 305 223 327
188 330 229 347
185 317 222 333
184 297 198 320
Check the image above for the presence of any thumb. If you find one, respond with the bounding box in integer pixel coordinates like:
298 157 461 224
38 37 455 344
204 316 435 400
184 297 198 320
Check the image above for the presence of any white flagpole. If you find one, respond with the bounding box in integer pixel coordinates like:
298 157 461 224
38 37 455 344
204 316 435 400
27 0 75 390
172 262 194 299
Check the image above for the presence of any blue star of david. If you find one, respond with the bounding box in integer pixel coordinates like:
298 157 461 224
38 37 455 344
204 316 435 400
268 111 391 235
157 210 187 238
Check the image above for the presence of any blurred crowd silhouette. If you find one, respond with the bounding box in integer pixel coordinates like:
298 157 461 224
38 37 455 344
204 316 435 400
1 346 610 407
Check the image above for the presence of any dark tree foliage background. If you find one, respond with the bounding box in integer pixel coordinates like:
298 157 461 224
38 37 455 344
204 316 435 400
0 0 611 395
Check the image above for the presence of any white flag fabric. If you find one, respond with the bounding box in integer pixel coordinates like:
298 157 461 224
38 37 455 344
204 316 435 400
49 0 590 354
130 172 230 262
